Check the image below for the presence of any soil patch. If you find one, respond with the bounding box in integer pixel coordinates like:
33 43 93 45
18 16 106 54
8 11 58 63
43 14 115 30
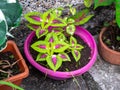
102 25 120 52
0 52 20 80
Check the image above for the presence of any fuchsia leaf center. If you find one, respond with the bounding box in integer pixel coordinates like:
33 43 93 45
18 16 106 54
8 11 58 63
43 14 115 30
31 25 39 29
52 55 57 65
75 50 79 56
30 16 41 21
55 44 64 49
53 20 61 23
40 54 47 58
49 37 54 42
39 30 45 34
60 54 67 59
39 45 46 49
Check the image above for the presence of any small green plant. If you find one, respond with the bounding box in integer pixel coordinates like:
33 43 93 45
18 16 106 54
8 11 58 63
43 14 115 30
0 0 22 51
25 6 93 71
0 80 24 90
84 0 120 28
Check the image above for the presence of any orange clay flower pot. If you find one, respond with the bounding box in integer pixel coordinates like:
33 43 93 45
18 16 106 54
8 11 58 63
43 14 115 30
0 40 29 90
98 27 120 65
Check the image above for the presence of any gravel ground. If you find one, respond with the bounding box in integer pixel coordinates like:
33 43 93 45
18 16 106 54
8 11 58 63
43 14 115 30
8 0 120 90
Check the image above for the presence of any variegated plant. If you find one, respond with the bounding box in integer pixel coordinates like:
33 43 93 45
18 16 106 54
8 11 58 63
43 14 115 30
25 6 93 71
0 0 22 51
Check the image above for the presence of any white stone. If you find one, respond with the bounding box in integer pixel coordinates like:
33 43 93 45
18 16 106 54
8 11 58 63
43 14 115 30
7 0 16 3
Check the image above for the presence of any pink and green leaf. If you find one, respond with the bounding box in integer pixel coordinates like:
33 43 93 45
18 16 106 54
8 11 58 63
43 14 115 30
70 9 89 20
75 44 84 50
70 36 77 45
72 50 81 62
66 25 75 35
36 28 48 38
74 15 93 25
51 18 67 27
45 32 58 43
70 9 93 25
54 42 69 53
51 28 63 35
58 33 66 42
46 55 62 71
36 53 47 61
24 12 42 25
27 23 40 31
58 53 71 61
31 41 48 53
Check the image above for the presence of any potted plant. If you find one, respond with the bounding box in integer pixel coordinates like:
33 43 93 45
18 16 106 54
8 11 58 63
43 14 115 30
93 0 120 64
0 0 29 90
24 6 97 80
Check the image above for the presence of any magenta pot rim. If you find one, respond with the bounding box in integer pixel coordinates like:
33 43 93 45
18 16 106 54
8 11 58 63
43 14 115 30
24 26 97 80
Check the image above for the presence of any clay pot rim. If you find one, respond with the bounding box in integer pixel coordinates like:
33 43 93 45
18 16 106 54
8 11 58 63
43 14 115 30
99 27 120 55
1 40 29 82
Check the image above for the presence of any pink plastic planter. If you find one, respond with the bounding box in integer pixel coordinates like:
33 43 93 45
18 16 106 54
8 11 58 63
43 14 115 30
24 26 97 80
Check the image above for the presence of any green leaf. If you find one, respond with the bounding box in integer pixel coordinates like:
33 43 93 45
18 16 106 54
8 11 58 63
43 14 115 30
54 42 69 53
72 50 81 62
70 7 76 15
36 53 47 61
0 38 7 52
84 0 93 8
94 0 114 9
52 7 63 17
116 0 120 28
0 80 24 90
58 33 66 42
67 18 75 24
117 36 120 41
46 55 62 71
58 53 71 61
31 41 48 53
0 10 8 51
75 15 94 25
0 0 22 28
66 25 75 35
24 12 42 25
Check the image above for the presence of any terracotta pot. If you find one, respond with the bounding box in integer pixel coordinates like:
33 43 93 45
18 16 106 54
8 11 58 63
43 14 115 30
98 27 120 65
24 26 97 80
0 40 29 90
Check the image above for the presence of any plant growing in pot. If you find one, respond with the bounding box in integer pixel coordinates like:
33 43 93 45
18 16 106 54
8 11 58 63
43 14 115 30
0 0 29 90
92 0 120 64
24 6 97 80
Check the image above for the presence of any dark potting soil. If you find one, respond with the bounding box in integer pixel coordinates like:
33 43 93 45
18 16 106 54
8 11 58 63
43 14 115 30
29 34 91 72
102 25 120 52
0 52 20 80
